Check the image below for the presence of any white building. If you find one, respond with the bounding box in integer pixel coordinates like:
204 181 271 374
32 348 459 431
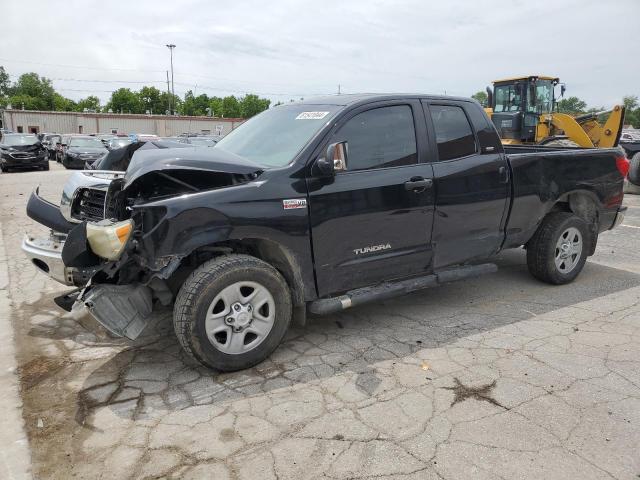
0 109 244 136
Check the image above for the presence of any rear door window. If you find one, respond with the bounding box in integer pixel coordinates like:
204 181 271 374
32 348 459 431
428 105 477 161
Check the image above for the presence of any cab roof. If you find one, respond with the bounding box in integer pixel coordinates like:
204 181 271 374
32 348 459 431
493 75 559 84
289 93 474 107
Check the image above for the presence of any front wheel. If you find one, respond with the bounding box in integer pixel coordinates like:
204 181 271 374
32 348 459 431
526 212 590 284
173 254 292 371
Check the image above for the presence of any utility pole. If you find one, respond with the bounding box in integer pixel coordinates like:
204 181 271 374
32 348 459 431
338 84 341 95
166 44 176 114
166 70 171 115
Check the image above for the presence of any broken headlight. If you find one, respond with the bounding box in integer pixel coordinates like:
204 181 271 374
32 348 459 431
86 219 133 260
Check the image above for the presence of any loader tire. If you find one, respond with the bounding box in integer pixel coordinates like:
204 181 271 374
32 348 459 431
628 153 640 186
173 254 292 372
542 139 580 148
526 212 589 285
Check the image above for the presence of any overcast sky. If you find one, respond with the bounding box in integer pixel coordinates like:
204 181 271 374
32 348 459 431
1 0 638 108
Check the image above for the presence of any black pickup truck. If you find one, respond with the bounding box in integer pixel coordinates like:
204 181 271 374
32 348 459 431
23 94 629 371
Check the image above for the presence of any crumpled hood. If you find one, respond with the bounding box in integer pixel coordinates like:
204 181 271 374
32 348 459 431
123 146 263 188
1 143 42 152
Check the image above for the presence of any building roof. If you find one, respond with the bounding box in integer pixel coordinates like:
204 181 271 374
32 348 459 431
1 109 244 122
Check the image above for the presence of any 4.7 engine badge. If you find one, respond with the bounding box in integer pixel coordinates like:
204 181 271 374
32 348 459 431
282 199 307 210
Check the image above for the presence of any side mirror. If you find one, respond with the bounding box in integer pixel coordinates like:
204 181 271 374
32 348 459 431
560 84 566 97
316 142 348 176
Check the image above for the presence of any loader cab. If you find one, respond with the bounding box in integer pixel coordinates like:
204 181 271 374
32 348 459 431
489 76 559 143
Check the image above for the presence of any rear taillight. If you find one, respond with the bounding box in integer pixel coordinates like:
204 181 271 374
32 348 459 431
616 155 630 177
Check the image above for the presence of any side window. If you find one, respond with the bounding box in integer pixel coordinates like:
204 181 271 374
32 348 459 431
429 105 477 161
336 105 417 171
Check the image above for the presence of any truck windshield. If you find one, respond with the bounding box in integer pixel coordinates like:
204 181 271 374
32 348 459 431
215 104 341 167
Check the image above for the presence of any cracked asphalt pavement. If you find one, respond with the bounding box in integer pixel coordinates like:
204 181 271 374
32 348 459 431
2 163 640 479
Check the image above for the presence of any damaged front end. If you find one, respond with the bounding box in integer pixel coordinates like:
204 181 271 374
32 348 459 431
23 147 263 340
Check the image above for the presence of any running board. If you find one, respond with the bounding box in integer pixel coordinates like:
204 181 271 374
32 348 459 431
308 263 497 315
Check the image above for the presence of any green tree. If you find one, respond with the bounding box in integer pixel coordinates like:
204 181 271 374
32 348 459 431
7 94 47 110
53 93 76 111
157 91 181 115
106 88 143 114
623 95 638 111
221 96 241 117
182 90 212 116
471 91 488 107
557 96 587 114
138 86 165 114
208 96 224 117
622 95 639 127
75 95 101 112
10 72 56 110
240 94 270 118
0 66 10 97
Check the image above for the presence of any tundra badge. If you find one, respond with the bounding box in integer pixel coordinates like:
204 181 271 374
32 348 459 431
354 243 391 255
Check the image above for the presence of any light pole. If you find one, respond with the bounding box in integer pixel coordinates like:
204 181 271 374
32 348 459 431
166 44 176 114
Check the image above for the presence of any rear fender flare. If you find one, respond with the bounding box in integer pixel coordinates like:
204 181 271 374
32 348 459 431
555 190 600 255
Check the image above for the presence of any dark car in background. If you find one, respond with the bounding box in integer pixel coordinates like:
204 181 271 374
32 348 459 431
61 136 108 169
41 134 62 160
0 134 49 172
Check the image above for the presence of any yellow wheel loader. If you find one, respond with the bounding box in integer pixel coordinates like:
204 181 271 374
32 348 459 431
484 76 625 148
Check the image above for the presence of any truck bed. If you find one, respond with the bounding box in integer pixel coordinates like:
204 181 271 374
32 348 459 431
502 145 625 250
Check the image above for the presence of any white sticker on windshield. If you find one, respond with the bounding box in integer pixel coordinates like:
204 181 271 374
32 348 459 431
295 111 330 120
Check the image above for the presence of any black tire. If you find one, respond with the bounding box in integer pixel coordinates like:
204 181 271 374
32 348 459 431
42 162 50 171
526 212 590 285
628 152 640 186
173 254 292 371
542 138 580 148
0 164 6 173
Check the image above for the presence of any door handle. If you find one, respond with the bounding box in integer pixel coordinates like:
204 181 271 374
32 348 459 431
498 166 509 184
404 177 433 192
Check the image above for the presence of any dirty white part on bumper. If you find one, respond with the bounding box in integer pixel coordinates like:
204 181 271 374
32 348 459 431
612 206 627 229
21 233 74 286
82 284 153 340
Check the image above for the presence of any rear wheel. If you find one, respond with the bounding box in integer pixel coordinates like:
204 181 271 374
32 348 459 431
173 254 292 371
628 152 640 186
526 212 589 284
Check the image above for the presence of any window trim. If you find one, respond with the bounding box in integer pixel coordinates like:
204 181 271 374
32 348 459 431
329 102 421 174
423 101 480 163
